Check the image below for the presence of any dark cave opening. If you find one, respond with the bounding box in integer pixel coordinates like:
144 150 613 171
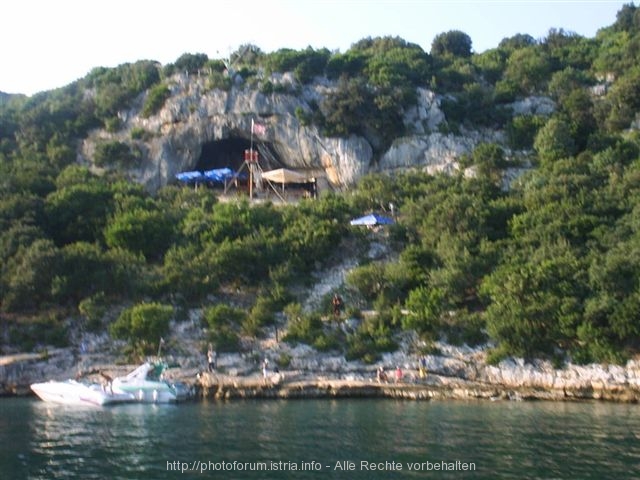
195 137 285 172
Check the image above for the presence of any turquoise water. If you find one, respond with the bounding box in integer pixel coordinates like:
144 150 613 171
1 397 639 479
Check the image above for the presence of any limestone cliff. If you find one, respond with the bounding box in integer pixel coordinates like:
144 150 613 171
80 73 552 192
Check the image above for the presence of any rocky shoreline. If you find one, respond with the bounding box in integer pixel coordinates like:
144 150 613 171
196 376 640 403
3 341 640 403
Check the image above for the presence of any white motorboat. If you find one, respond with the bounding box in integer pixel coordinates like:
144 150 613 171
111 362 190 403
30 379 136 406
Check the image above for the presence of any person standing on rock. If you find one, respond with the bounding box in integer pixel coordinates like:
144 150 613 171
419 356 427 379
395 366 403 383
207 344 216 372
332 293 343 319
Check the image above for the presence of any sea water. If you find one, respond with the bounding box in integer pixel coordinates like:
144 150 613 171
1 397 639 479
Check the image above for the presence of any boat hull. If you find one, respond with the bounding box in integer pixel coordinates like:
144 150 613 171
111 379 183 403
111 362 190 403
30 380 135 406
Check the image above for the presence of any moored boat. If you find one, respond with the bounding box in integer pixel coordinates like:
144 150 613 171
30 379 136 406
111 361 190 403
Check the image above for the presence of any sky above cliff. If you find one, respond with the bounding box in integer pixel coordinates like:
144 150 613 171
1 0 630 96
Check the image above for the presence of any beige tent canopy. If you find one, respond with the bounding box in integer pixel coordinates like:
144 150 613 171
261 168 308 183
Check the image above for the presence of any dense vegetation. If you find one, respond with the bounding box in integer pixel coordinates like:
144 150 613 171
2 4 640 364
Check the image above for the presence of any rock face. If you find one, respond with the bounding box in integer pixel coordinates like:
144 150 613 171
0 350 76 395
376 129 505 176
82 74 373 192
6 337 640 402
81 74 551 192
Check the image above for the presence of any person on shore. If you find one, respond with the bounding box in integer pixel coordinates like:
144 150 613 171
262 358 269 379
100 371 114 394
207 344 216 372
332 293 343 319
395 366 403 383
419 356 427 379
376 366 387 383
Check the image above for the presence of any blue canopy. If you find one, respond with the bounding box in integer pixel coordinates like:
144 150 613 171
175 171 205 182
203 168 235 183
350 213 395 226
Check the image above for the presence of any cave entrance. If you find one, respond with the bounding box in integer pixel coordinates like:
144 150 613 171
195 137 285 172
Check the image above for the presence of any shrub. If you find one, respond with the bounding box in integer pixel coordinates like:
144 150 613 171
284 309 324 344
141 83 170 118
242 295 277 337
110 302 173 356
78 292 108 331
130 127 151 140
203 304 246 329
5 312 68 351
93 141 140 167
203 304 245 351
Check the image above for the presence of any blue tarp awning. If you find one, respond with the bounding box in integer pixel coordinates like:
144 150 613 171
350 213 395 226
203 168 235 183
175 171 205 182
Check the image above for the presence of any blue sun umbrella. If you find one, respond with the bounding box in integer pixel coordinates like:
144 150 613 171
349 213 395 226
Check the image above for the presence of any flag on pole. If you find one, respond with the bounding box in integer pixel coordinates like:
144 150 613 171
251 119 266 136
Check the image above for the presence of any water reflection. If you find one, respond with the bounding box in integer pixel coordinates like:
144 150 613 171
1 398 639 479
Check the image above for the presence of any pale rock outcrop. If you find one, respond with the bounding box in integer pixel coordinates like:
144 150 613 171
403 88 445 134
81 74 531 192
376 129 505 175
82 73 374 192
509 96 556 116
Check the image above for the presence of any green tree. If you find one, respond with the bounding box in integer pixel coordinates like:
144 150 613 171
2 239 62 311
499 34 537 51
322 76 375 137
506 115 547 150
110 302 173 356
534 117 576 165
104 208 175 261
502 47 551 94
601 69 640 131
166 53 208 75
142 83 170 118
203 304 244 351
346 262 388 302
53 242 111 304
44 183 113 245
93 141 140 167
161 244 219 301
431 30 473 58
481 242 586 359
469 143 507 184
403 287 445 339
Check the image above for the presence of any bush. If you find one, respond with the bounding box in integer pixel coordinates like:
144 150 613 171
402 287 444 340
345 314 398 362
104 208 175 260
276 353 292 369
242 295 277 337
141 83 170 118
294 106 312 126
209 326 240 353
93 141 140 167
78 292 108 331
110 302 173 356
4 312 68 351
203 304 246 328
443 309 487 346
203 304 245 351
130 127 151 140
506 115 547 150
284 306 324 344
208 71 232 91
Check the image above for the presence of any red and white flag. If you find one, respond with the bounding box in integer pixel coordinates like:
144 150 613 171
251 119 266 136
